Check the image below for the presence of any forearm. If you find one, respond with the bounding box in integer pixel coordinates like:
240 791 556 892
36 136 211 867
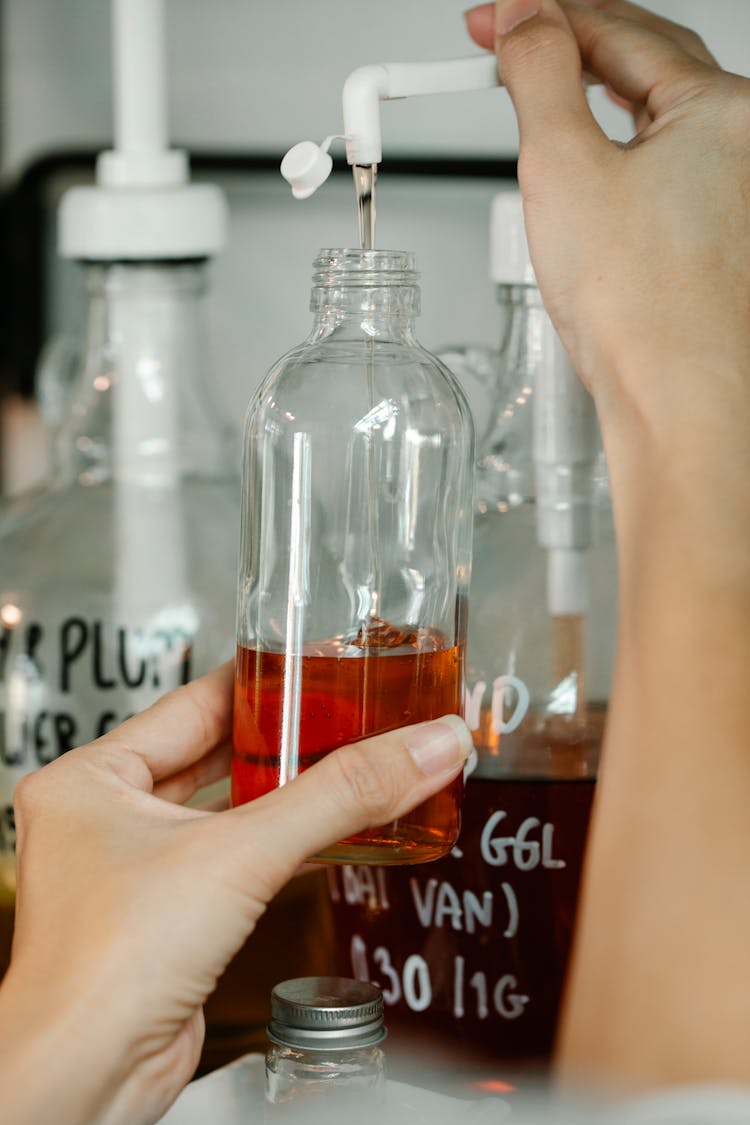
558 385 750 1087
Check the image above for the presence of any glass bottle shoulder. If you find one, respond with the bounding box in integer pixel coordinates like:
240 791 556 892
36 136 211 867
245 339 471 438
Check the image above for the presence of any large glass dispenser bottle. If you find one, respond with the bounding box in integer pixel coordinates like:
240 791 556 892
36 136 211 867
233 249 474 865
0 0 337 1072
0 262 239 949
434 280 512 455
325 194 617 1082
0 0 238 985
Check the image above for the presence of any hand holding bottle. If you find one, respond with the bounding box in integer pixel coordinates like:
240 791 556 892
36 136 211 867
0 662 471 1125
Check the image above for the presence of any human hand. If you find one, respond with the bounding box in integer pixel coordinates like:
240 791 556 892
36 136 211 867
462 4 750 1091
0 662 472 1125
466 0 750 441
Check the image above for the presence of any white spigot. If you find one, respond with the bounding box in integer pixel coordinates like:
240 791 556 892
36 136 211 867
342 55 499 165
491 192 598 618
281 54 500 197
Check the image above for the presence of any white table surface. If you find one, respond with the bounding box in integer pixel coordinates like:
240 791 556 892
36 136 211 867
158 1053 509 1124
158 1055 750 1125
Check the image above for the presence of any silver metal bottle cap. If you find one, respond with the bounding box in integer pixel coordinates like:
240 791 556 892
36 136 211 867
267 977 386 1051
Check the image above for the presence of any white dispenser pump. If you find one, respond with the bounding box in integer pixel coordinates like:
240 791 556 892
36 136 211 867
280 55 600 195
281 55 499 195
59 0 226 260
490 193 598 617
341 55 499 166
55 0 231 638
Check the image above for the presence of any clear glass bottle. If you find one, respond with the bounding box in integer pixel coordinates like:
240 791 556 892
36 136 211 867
265 976 386 1118
232 249 475 865
325 195 617 1082
0 264 237 779
0 263 238 743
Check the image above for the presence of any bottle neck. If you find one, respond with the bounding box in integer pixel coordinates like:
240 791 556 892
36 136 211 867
307 248 420 344
57 261 234 486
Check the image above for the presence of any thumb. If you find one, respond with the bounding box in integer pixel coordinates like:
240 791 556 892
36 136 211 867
220 715 474 888
489 0 604 161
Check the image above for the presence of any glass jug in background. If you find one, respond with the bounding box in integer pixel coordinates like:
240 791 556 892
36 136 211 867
0 263 239 976
232 249 475 864
0 260 337 1071
325 195 617 1083
435 277 512 454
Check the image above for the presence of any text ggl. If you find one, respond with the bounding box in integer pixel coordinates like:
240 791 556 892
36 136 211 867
327 805 567 1023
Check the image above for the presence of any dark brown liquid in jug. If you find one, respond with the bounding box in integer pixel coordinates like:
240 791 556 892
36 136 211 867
326 707 603 1089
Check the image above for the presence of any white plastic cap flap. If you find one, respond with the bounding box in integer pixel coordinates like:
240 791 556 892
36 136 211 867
280 142 334 200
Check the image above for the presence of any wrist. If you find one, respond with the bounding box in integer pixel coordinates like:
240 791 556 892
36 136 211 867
598 357 750 581
1 950 202 1125
0 962 133 1125
597 335 750 447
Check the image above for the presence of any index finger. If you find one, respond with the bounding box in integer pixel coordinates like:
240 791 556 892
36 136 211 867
578 0 719 68
98 660 234 781
488 0 607 161
562 0 716 120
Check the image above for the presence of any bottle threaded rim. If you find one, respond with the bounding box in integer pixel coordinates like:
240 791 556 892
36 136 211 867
312 248 418 288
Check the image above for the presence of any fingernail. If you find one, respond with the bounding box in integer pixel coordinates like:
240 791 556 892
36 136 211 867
406 715 474 776
496 0 542 36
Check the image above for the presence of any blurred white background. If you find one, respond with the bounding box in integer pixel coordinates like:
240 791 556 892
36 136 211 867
5 0 750 172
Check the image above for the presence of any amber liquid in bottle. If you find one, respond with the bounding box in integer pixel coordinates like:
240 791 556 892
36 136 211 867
232 622 464 864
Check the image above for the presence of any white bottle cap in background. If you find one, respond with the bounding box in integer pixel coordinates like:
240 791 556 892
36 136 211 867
59 181 227 261
489 190 536 286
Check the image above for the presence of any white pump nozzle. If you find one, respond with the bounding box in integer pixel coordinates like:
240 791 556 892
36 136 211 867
342 55 499 166
281 53 602 198
59 0 226 260
281 54 499 198
97 0 186 188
